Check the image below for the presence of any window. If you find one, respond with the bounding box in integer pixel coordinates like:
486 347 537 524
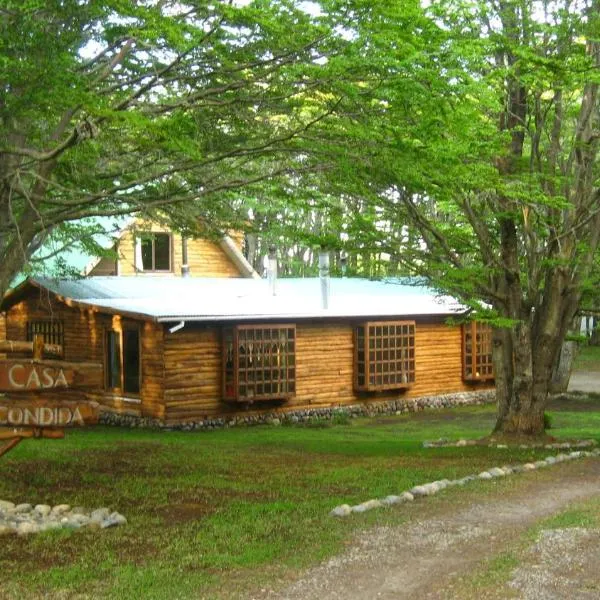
106 330 121 390
138 232 171 272
223 325 296 402
354 321 416 392
105 327 141 394
463 322 494 381
27 321 64 356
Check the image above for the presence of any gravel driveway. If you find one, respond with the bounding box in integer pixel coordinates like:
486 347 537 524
261 459 600 600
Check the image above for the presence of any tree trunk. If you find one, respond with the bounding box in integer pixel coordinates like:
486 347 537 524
492 314 561 437
550 340 579 393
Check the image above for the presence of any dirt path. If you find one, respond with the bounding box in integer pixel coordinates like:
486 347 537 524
264 459 600 600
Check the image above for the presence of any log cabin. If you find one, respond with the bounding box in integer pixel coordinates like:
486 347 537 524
1 273 494 424
83 218 258 279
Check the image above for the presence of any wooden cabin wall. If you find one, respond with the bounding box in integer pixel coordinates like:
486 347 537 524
163 321 487 424
109 223 243 277
4 295 164 419
163 327 221 421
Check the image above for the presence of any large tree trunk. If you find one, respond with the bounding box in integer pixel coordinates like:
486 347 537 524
493 318 550 436
550 340 579 393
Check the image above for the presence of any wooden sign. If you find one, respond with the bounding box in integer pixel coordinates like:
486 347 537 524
0 399 100 428
0 338 103 459
0 359 102 392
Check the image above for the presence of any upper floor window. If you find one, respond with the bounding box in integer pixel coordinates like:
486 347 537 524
27 321 64 357
137 232 172 272
354 321 416 392
463 322 494 381
223 325 296 402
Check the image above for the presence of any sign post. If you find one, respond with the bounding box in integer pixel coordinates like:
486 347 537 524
0 336 102 458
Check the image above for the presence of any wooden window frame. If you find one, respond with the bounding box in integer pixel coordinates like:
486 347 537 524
354 320 416 392
462 322 494 382
26 320 64 357
222 324 296 402
104 325 142 397
137 232 173 273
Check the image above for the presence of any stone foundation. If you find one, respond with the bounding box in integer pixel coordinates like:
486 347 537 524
99 390 496 430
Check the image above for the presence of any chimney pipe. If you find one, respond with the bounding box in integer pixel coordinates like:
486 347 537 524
319 249 330 309
267 245 277 296
181 236 190 277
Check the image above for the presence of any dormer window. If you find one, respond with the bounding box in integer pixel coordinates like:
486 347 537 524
137 233 172 272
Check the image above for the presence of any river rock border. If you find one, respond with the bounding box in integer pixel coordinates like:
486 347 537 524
0 502 127 537
99 390 496 430
330 448 600 517
423 438 598 450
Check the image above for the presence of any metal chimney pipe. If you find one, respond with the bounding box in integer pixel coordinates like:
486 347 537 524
319 249 330 309
267 245 277 296
181 236 190 277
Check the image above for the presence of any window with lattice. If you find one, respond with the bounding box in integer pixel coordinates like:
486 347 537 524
463 322 494 381
27 321 64 356
223 325 296 402
354 321 416 392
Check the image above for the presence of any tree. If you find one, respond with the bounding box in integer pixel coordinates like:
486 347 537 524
280 0 599 435
0 0 338 298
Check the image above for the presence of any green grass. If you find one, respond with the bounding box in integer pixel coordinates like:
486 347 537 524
1 397 600 599
574 344 600 371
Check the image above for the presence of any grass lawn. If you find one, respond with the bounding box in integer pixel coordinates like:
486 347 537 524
575 344 600 371
1 396 600 600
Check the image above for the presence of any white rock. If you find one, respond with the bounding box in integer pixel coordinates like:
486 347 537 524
400 492 414 502
456 439 468 447
34 504 52 517
488 468 506 477
382 495 402 505
330 504 351 517
410 485 429 497
51 504 71 516
14 503 33 514
90 508 111 522
422 483 439 495
17 522 39 536
0 501 15 512
478 472 493 480
361 499 383 511
71 514 90 526
351 504 368 513
523 463 536 470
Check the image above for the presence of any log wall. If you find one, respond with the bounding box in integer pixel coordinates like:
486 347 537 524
163 320 488 423
4 291 491 425
98 222 243 278
4 295 164 419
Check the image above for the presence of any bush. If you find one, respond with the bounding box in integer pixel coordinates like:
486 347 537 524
544 412 553 430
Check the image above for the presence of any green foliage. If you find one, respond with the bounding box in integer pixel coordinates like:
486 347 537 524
0 0 340 292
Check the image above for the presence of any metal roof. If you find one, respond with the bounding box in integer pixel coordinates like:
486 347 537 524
28 276 465 322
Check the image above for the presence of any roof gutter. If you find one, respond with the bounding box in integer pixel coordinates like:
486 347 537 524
168 320 186 334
